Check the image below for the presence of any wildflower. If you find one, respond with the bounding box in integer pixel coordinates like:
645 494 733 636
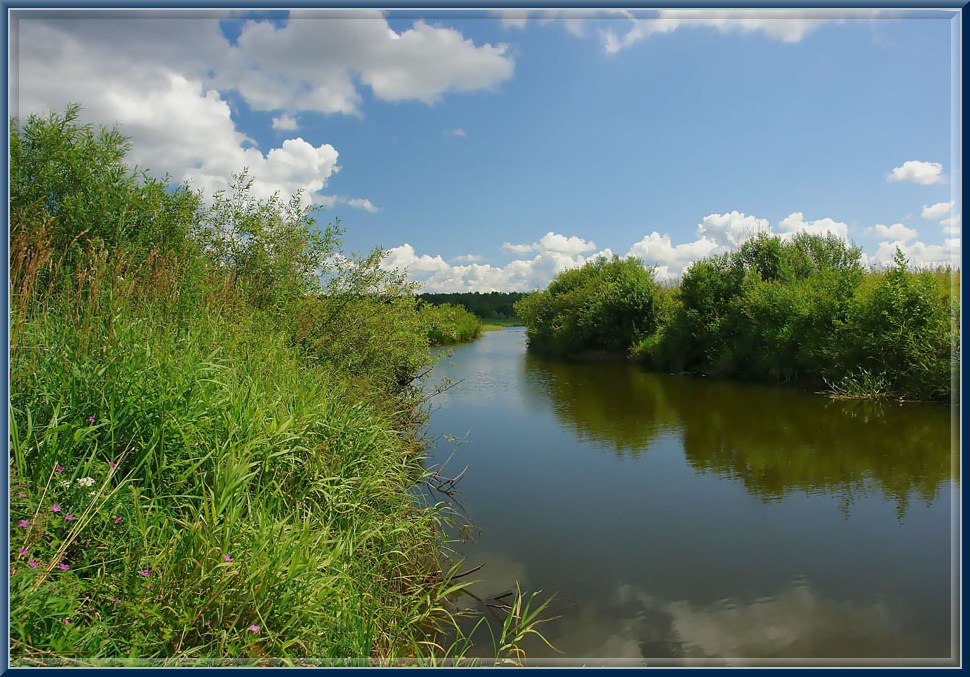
139 569 152 577
76 477 95 487
58 563 70 570
108 461 118 468
19 548 28 555
88 415 96 423
51 504 61 513
248 625 260 633
28 560 39 568
60 480 71 488
17 520 29 528
114 517 122 524
65 514 77 521
17 492 26 498
112 598 121 605
223 554 233 562
64 618 71 625
56 466 64 473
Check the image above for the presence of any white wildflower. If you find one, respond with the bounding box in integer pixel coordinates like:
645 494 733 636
76 477 95 488
59 480 71 488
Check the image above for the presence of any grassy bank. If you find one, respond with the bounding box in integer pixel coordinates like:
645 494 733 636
515 235 959 402
8 106 539 665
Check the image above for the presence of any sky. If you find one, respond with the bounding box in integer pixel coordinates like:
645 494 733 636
10 8 962 292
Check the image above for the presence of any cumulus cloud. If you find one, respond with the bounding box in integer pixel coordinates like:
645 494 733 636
921 201 954 221
777 212 850 240
603 9 882 53
871 222 917 242
13 10 513 201
888 161 945 185
871 237 960 268
384 232 611 292
696 210 771 248
626 232 720 279
501 231 598 257
271 113 299 131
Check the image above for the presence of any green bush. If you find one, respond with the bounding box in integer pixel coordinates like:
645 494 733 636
515 256 661 358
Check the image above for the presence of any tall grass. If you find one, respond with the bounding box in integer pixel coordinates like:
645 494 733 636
9 106 550 665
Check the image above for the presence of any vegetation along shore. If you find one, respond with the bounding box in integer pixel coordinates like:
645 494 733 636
8 106 544 666
514 237 958 403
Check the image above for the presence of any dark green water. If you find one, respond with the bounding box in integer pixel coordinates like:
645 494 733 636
422 327 959 666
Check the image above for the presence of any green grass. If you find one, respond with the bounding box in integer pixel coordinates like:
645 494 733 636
9 106 554 665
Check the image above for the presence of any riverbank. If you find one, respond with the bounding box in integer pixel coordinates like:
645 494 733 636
7 107 513 665
514 240 958 402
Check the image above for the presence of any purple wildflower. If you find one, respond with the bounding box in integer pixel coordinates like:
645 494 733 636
18 492 26 498
51 504 61 513
248 625 260 633
17 520 29 528
109 461 118 468
55 466 64 473
64 618 71 625
64 514 76 521
112 598 121 605
88 415 96 423
139 569 152 577
28 560 39 568
223 554 233 562
114 516 122 524
19 548 28 556
58 563 70 571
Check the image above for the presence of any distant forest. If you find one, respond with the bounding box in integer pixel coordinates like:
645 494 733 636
418 292 526 321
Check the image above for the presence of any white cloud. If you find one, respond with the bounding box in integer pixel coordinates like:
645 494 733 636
777 212 850 240
271 113 299 131
502 231 598 257
696 211 771 248
345 197 380 213
871 237 960 268
451 128 467 137
871 222 918 242
603 9 881 53
941 214 961 234
626 232 720 279
14 11 513 202
496 10 529 29
888 161 945 185
384 232 611 292
921 201 954 221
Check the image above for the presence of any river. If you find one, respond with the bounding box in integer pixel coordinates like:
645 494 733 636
420 327 958 666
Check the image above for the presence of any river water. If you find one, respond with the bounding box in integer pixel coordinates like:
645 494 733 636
421 327 959 666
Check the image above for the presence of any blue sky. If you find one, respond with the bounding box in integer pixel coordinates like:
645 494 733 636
12 8 961 291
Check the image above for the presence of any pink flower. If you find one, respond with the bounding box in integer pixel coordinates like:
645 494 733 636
17 492 26 498
58 563 70 571
248 625 260 633
64 618 71 625
109 461 118 468
51 504 61 513
19 548 28 555
112 598 121 605
139 569 152 576
114 517 122 524
223 554 233 562
64 514 76 521
28 560 39 568
17 520 29 528
55 466 64 473
88 416 95 423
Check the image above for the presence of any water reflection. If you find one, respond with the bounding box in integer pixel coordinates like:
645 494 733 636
522 353 955 513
